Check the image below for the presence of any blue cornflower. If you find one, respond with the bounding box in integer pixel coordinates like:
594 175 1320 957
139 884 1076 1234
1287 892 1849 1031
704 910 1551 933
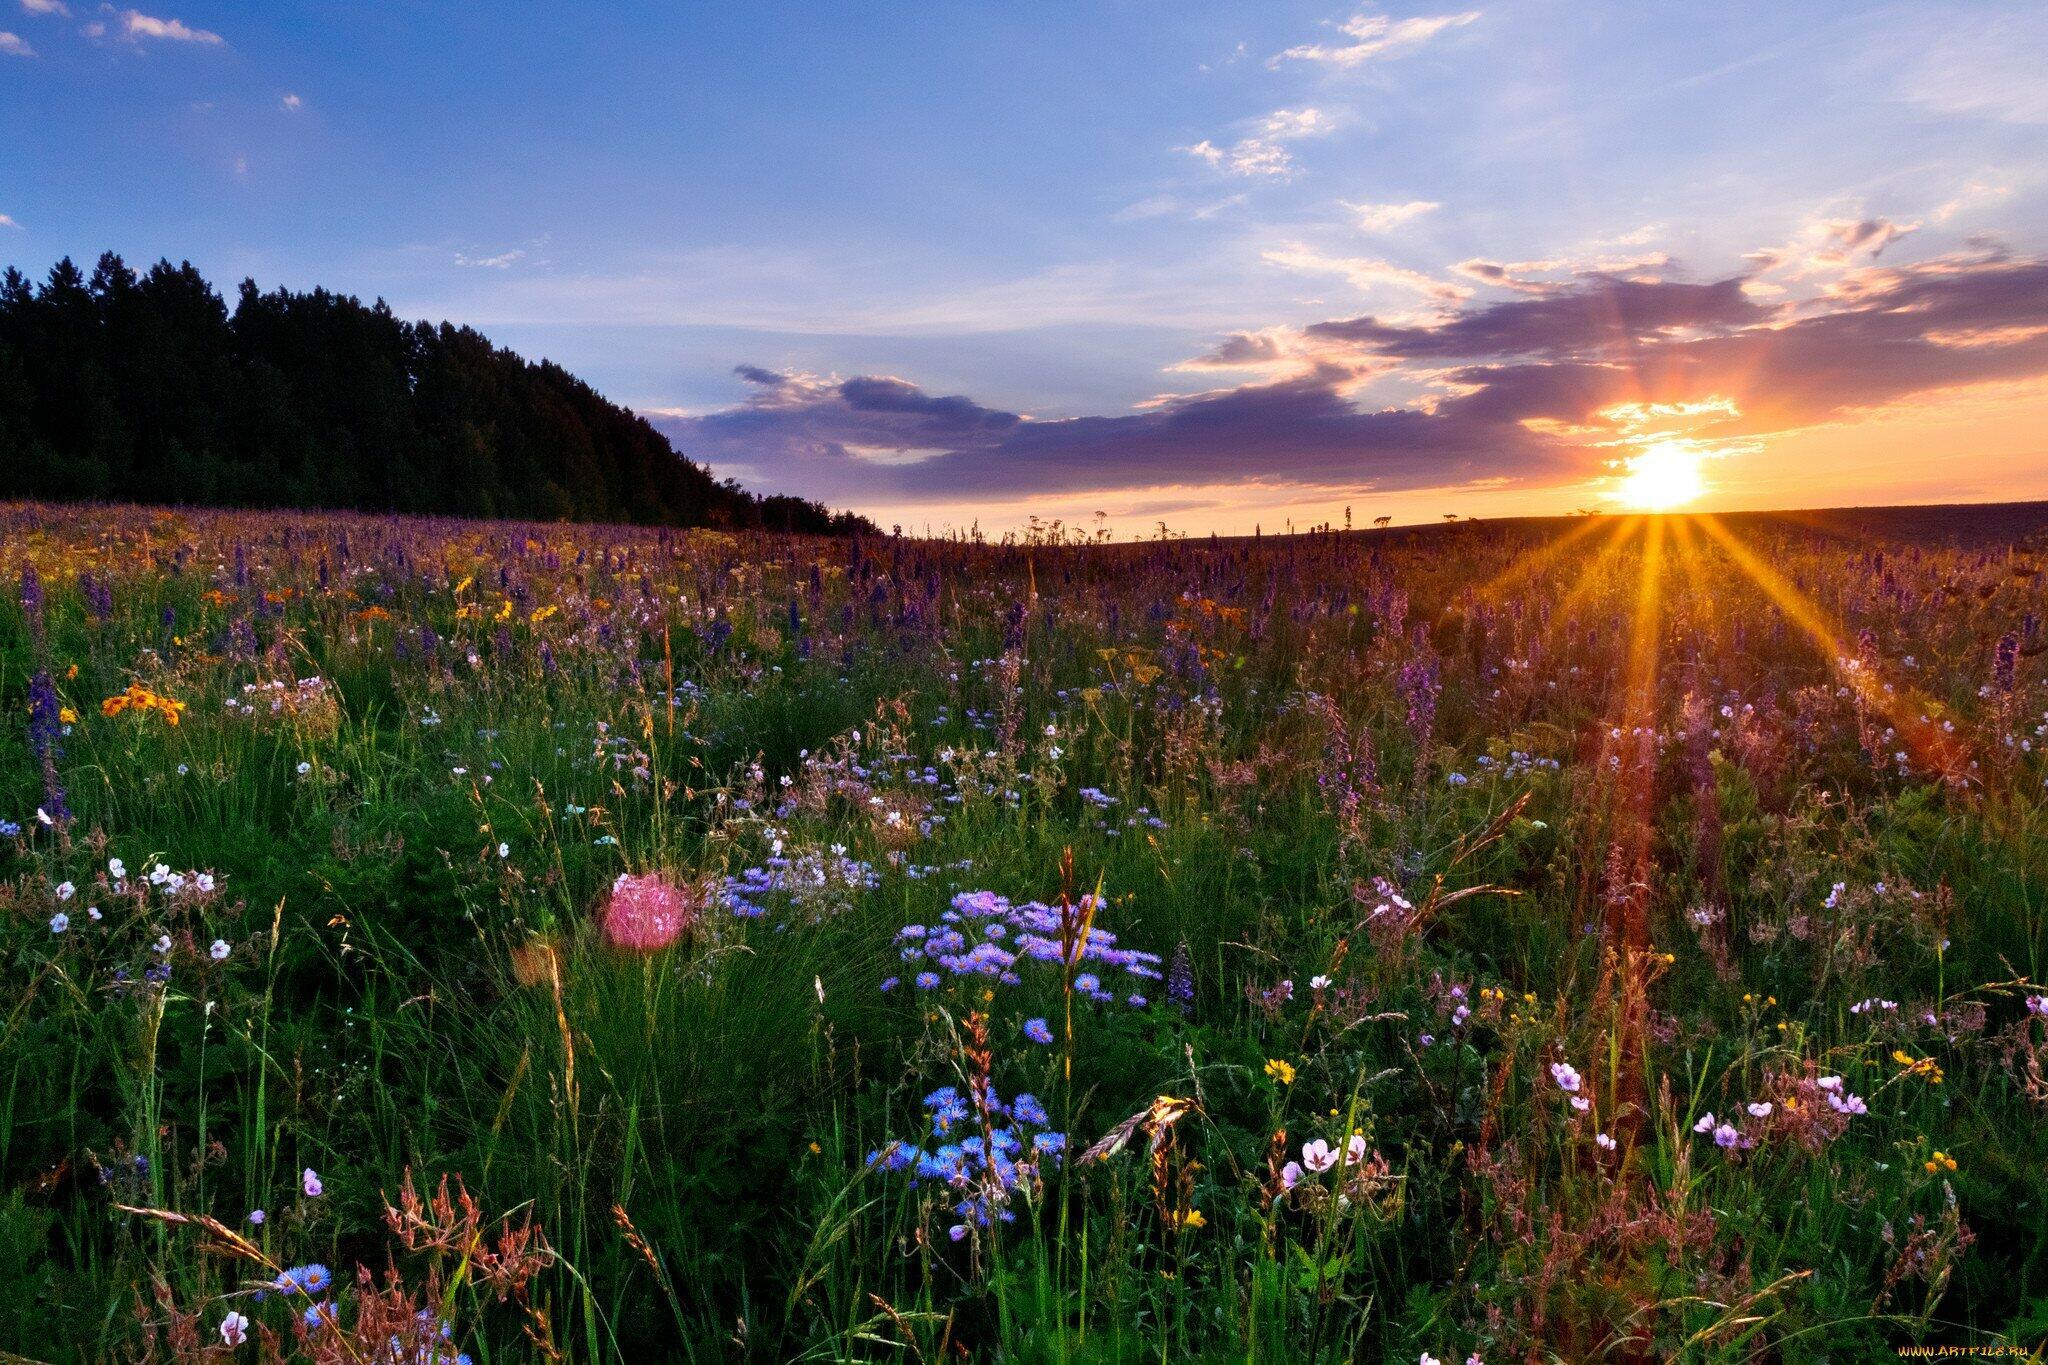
1012 1093 1049 1126
915 971 941 990
1022 1017 1054 1045
277 1263 332 1296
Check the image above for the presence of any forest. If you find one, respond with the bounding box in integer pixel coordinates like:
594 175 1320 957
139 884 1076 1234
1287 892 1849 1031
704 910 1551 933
0 253 872 535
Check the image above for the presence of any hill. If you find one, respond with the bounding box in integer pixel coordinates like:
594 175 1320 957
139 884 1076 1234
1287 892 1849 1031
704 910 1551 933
0 253 873 535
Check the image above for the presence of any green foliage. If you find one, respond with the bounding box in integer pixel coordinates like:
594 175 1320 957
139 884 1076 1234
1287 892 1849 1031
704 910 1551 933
1 503 2047 1360
0 253 874 536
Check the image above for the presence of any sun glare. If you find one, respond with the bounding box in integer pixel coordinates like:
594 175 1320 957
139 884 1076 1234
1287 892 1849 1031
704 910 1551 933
1616 441 1707 511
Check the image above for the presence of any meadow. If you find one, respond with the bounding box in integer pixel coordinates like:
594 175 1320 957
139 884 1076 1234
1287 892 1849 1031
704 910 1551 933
3 499 2048 1362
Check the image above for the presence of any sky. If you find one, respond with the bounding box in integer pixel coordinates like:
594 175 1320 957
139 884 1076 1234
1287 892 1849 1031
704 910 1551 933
5 1 2047 535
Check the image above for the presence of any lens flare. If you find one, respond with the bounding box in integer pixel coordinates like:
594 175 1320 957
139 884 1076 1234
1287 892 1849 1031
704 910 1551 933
1616 441 1706 511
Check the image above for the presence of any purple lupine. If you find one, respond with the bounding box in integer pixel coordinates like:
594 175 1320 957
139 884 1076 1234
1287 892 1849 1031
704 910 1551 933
1396 653 1441 759
26 669 69 823
1994 631 2019 694
19 566 45 647
81 573 114 622
1166 939 1195 1016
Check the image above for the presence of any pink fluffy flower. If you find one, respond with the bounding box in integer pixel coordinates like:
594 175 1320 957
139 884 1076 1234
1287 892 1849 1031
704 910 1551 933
600 873 696 951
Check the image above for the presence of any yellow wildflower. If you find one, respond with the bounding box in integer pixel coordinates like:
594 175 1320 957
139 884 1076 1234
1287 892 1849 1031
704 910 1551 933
101 684 186 726
1264 1059 1296 1085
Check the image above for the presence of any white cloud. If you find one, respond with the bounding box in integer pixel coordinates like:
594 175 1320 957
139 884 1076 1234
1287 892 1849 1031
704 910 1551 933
20 0 69 16
1274 9 1479 68
0 29 33 54
1112 191 1246 222
1262 243 1470 301
1179 107 1331 178
1744 215 1920 281
455 249 526 269
1933 179 2013 223
112 8 223 44
1345 199 1439 233
281 92 302 110
1452 251 1671 293
0 213 20 229
1890 10 2047 124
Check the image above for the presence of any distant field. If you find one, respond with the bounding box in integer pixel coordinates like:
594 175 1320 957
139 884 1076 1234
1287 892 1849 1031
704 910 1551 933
3 499 2047 1361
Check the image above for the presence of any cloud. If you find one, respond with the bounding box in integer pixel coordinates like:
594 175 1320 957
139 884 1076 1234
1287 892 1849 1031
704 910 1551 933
1745 215 1921 281
1889 9 2048 124
1263 243 1470 301
1450 251 1671 295
454 249 526 269
0 29 32 54
1345 200 1439 233
1112 192 1247 222
652 362 1564 503
280 92 302 111
646 248 2048 510
1306 273 1766 358
0 213 20 229
1933 180 2012 224
1179 107 1330 179
20 0 68 15
105 7 222 43
1273 8 1479 68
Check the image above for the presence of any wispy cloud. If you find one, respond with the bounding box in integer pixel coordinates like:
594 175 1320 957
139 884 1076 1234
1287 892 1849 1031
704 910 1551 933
1345 199 1440 233
280 92 302 111
454 249 527 269
1179 107 1330 179
0 213 21 229
1746 215 1920 280
1451 251 1670 294
1888 8 2047 125
1273 8 1479 69
1262 242 1470 301
0 29 33 54
1112 192 1246 222
20 0 69 16
97 7 224 44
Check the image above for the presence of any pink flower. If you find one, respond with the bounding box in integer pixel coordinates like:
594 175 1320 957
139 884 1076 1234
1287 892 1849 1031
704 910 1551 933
1301 1139 1338 1173
600 872 696 952
1344 1134 1370 1165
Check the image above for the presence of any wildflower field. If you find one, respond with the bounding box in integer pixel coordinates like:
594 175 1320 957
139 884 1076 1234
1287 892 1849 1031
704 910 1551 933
6 499 2048 1362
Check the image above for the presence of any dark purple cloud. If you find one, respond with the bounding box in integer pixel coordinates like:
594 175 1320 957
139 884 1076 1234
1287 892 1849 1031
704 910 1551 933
654 362 1568 502
649 251 2048 504
1306 275 1766 359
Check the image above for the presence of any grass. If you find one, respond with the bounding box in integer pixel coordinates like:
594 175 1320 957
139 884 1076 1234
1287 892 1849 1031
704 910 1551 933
1 500 2047 1360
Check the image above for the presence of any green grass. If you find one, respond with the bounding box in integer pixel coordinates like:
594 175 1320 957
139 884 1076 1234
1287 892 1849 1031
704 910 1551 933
2 502 2047 1360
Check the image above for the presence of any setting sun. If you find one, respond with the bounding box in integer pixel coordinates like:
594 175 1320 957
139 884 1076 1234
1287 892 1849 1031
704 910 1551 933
1616 441 1708 511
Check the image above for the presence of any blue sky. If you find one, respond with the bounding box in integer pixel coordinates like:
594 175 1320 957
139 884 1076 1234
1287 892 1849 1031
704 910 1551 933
6 1 2047 532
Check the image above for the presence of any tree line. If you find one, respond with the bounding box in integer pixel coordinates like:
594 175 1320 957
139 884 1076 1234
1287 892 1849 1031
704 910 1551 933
0 253 874 534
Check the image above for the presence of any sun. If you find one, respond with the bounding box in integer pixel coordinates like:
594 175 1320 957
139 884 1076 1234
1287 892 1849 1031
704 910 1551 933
1615 440 1707 511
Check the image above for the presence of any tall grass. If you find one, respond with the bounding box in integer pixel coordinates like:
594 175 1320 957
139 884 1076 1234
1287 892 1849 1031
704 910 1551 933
1 502 2046 1359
